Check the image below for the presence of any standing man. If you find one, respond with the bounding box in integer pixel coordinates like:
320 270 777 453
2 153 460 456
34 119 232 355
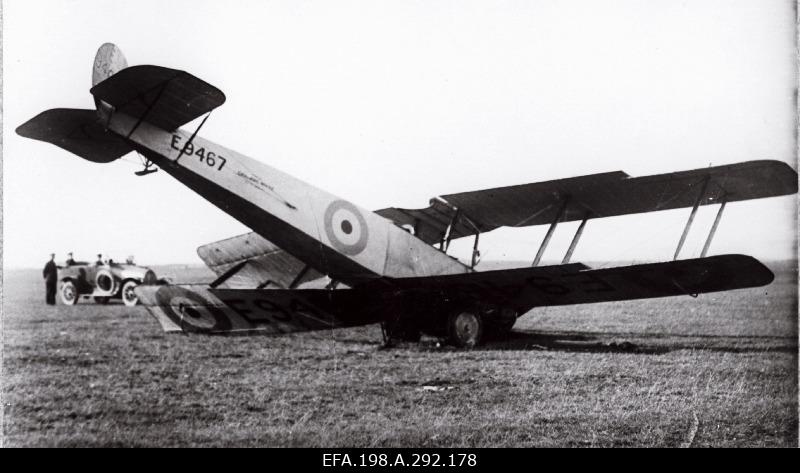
43 253 58 305
95 254 104 266
65 252 76 266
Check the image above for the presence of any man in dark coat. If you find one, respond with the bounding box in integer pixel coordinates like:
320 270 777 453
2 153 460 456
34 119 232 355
43 253 58 305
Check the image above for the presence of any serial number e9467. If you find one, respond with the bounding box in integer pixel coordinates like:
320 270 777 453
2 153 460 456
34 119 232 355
171 134 227 171
322 453 477 468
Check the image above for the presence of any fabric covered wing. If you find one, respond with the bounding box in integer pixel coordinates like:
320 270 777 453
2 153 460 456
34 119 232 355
90 65 226 131
135 284 386 335
376 160 797 245
15 108 132 163
197 232 324 289
135 255 773 336
378 254 774 314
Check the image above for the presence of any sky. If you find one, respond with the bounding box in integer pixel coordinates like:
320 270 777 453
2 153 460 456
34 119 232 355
2 0 797 269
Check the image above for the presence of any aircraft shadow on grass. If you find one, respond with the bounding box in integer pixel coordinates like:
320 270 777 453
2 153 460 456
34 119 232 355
460 330 798 355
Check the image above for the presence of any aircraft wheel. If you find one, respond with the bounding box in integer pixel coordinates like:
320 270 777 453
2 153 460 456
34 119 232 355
121 280 139 307
94 296 110 304
60 280 79 305
381 321 421 345
447 310 484 348
488 308 518 338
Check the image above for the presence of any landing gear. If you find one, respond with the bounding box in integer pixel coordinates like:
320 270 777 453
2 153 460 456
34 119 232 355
381 321 421 347
484 307 518 339
447 310 484 348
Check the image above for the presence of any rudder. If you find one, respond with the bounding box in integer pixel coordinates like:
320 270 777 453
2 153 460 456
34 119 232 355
92 43 128 121
92 43 128 86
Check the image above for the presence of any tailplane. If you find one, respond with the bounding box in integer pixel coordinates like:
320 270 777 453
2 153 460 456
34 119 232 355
15 43 133 163
15 108 132 163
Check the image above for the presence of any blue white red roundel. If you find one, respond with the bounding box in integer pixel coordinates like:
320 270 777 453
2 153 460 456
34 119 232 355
323 200 369 256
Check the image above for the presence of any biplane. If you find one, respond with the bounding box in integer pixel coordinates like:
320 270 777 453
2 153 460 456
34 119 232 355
17 44 798 347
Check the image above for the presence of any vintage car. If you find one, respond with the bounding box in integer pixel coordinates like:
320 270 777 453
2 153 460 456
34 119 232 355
59 262 163 306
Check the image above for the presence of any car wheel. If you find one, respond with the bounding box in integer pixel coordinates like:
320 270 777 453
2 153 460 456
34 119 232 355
121 280 139 307
94 296 110 304
95 268 117 295
447 310 484 348
60 280 79 305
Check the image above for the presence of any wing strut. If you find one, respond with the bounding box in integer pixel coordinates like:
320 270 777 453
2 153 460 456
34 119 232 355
673 177 709 260
209 259 249 288
562 214 590 264
700 195 727 258
442 208 461 252
471 231 481 268
289 265 311 289
532 198 569 266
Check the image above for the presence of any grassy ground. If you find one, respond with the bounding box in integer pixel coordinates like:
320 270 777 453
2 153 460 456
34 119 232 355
2 261 797 447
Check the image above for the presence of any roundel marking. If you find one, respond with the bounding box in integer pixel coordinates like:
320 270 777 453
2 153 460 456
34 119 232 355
155 286 231 333
323 200 369 256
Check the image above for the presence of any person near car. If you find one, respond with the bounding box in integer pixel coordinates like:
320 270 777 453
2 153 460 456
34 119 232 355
43 253 58 305
95 254 104 266
65 252 76 266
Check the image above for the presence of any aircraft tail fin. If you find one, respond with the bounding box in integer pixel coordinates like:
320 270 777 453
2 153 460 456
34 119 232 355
92 43 128 121
92 43 128 86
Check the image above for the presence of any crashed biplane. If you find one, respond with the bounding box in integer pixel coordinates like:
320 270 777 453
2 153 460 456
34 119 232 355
17 44 798 346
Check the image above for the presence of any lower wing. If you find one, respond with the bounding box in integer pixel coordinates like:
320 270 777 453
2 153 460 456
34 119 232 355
378 254 774 314
135 254 772 336
134 284 387 335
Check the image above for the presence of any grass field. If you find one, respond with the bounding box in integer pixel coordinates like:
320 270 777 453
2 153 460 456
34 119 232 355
2 261 797 447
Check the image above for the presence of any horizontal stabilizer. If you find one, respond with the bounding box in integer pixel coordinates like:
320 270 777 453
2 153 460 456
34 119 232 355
90 65 225 131
15 108 132 163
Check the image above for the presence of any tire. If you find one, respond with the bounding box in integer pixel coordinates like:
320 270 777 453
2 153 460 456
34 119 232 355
95 268 117 295
60 280 79 305
447 310 484 348
121 280 139 307
94 296 110 304
381 321 422 344
487 308 517 338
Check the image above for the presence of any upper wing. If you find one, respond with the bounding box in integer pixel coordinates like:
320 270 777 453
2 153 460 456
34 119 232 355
90 65 226 131
197 232 324 289
376 160 798 245
375 254 774 314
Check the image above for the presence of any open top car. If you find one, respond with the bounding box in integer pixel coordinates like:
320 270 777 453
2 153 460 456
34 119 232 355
59 261 163 306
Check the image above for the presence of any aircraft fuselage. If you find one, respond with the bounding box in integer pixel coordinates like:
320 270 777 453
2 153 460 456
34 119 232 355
107 113 470 286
